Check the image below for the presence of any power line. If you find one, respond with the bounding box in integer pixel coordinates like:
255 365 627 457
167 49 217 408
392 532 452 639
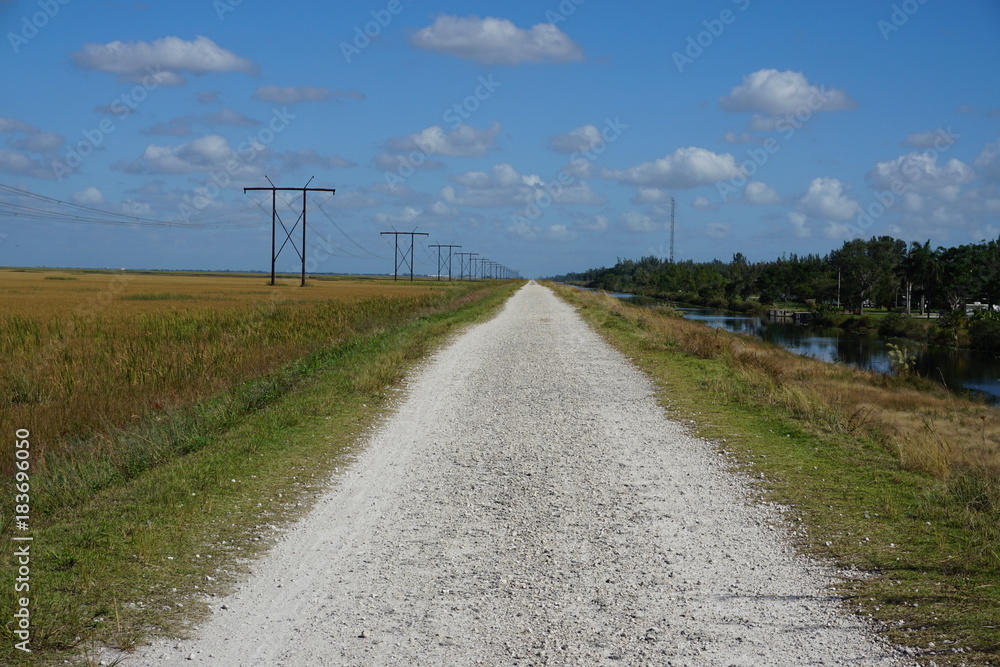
244 177 335 286
428 244 461 281
379 230 429 281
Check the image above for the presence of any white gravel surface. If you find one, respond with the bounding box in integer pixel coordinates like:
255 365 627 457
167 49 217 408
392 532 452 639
122 281 905 666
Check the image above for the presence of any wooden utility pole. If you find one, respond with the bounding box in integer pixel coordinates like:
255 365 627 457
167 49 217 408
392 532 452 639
244 177 335 286
429 244 461 281
380 230 429 281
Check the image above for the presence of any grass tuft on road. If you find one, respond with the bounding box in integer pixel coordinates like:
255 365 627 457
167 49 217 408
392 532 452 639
549 283 1000 666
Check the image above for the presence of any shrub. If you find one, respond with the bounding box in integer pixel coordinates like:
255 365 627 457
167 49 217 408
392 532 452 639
878 311 920 339
970 310 1000 353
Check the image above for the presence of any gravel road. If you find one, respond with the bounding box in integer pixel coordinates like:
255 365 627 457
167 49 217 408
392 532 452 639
123 281 904 666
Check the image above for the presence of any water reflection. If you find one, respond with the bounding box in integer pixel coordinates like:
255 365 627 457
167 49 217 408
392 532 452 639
672 305 1000 404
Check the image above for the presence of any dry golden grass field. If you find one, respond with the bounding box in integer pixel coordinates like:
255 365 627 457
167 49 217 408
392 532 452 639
0 268 457 491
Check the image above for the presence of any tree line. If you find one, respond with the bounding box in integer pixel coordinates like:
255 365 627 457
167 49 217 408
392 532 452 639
553 236 1000 316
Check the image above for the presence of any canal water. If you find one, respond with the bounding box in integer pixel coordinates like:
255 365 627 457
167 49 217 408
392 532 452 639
668 304 1000 404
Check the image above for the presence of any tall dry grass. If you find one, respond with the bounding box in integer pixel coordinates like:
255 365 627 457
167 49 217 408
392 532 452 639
590 291 1000 479
0 271 451 485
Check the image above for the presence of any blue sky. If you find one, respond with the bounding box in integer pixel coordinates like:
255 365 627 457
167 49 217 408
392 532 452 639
0 0 998 278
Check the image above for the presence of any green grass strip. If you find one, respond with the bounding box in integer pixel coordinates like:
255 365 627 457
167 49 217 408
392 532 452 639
550 283 1000 666
0 281 521 665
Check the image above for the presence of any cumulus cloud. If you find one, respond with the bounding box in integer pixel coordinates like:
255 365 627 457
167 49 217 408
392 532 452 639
744 181 781 205
0 117 37 134
0 149 54 179
796 177 859 221
385 122 501 158
0 117 63 154
719 69 856 115
631 187 671 205
900 130 953 149
620 210 659 233
549 124 603 153
372 152 445 172
442 162 603 208
867 152 976 199
72 186 105 205
373 202 458 227
788 211 810 238
274 149 356 172
253 85 330 104
206 108 259 126
692 196 716 211
575 214 609 232
705 222 730 239
114 134 254 178
603 147 742 189
974 138 1000 182
410 15 584 65
8 131 64 153
72 36 256 85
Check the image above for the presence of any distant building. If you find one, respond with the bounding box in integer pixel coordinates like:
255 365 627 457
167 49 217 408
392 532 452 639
965 301 1000 315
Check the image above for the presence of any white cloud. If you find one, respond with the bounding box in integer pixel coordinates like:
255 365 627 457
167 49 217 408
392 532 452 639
72 186 105 205
744 181 781 205
561 156 596 179
692 196 716 211
252 86 331 104
722 131 753 144
0 149 54 179
274 149 355 171
114 134 255 178
788 211 810 238
900 130 949 148
372 152 445 172
620 210 659 233
631 187 671 205
575 214 608 232
206 108 259 126
8 131 64 153
544 224 575 242
410 15 584 65
72 36 256 84
867 152 976 199
507 221 537 240
747 114 781 132
385 122 501 158
549 124 602 153
705 222 730 239
797 177 859 221
0 117 37 134
442 162 602 208
603 147 742 189
719 69 856 115
974 138 1000 182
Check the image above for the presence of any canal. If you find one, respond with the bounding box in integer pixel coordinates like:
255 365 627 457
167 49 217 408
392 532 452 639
668 304 1000 404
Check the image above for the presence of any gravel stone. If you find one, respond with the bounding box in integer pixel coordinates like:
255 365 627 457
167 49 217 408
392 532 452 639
120 282 907 665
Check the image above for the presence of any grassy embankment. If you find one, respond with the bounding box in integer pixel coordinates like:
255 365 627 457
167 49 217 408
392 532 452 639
0 269 522 665
549 282 1000 665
